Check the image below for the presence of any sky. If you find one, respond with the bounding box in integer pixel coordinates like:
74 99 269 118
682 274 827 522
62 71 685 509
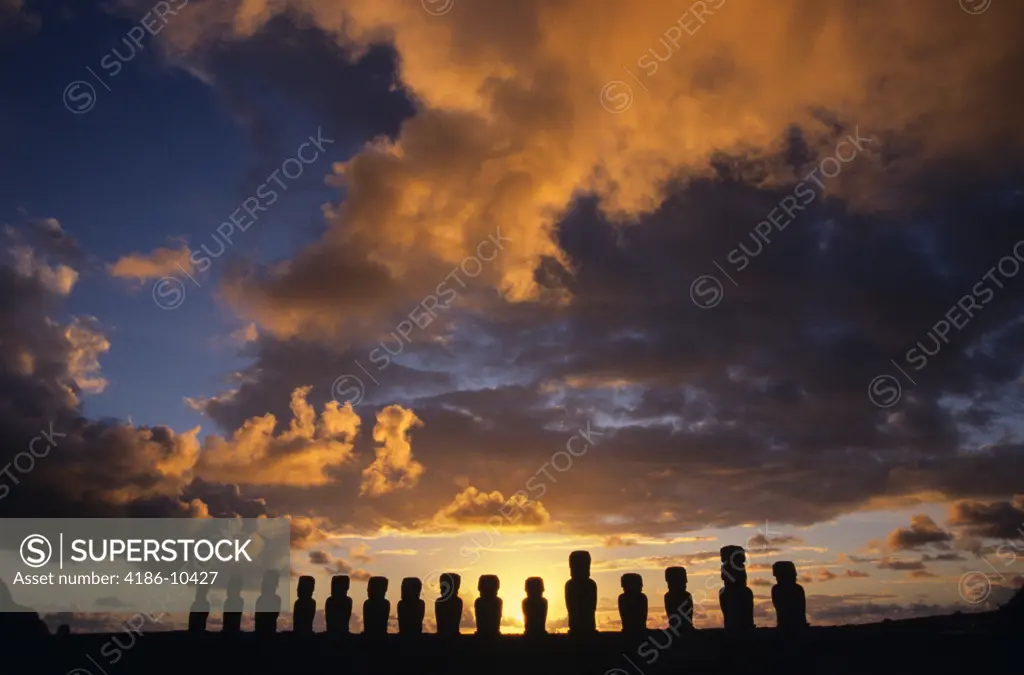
1 0 1023 634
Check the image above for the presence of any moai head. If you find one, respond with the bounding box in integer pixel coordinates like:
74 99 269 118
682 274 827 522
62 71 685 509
772 561 798 585
440 572 461 600
621 573 643 595
297 575 315 599
525 577 545 598
665 566 688 592
569 550 592 579
260 570 280 595
194 584 210 602
227 574 243 598
331 575 351 597
478 575 500 598
368 576 389 600
402 577 423 601
721 545 746 574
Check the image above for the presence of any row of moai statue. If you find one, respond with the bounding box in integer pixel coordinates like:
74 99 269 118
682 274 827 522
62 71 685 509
188 548 808 634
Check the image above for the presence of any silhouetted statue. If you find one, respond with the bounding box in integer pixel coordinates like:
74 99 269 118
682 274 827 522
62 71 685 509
398 577 425 635
664 566 694 631
363 576 390 636
771 561 807 630
720 553 753 635
325 575 352 636
565 551 597 635
523 577 547 636
255 570 282 636
294 575 316 635
619 573 648 633
0 578 49 638
222 575 244 634
188 585 211 632
435 573 463 637
475 575 502 636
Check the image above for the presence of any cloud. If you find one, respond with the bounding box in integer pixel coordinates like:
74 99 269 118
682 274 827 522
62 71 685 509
62 317 111 395
747 533 804 549
350 542 373 564
360 405 425 496
948 496 1024 540
230 321 260 345
288 515 333 549
141 0 1024 342
604 535 638 548
108 245 192 281
885 514 954 551
876 558 927 572
430 486 550 528
196 386 361 486
843 569 870 579
307 549 372 581
8 244 77 295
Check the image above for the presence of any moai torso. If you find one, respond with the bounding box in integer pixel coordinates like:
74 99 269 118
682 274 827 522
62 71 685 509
720 547 753 632
188 588 210 633
222 575 244 633
325 575 352 635
719 574 754 631
664 566 695 630
255 571 282 635
475 575 502 636
565 551 597 634
435 573 463 637
523 577 548 636
293 576 316 635
363 577 391 636
398 577 425 635
618 573 647 633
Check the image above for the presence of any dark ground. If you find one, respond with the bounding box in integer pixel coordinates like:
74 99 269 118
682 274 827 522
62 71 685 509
6 608 1020 675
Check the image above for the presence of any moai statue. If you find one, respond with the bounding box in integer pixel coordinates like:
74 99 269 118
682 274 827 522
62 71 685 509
293 575 316 635
771 561 807 630
363 576 391 636
435 573 463 637
565 551 597 635
222 575 244 634
523 577 548 636
188 585 211 633
475 575 502 636
618 573 648 634
719 547 754 632
325 575 352 636
398 577 425 635
664 567 695 632
255 571 282 636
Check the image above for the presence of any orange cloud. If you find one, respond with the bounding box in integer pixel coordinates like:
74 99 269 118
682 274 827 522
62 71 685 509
360 405 425 496
431 486 551 528
196 386 360 486
154 0 1023 338
109 245 192 281
885 514 953 550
